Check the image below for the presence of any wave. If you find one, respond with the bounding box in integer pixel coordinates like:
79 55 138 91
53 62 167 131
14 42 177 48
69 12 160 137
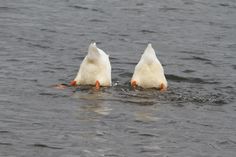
166 74 220 84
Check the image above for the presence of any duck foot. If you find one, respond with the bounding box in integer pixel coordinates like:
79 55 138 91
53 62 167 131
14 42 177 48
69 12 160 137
95 80 100 90
70 80 77 86
160 83 167 92
131 80 137 89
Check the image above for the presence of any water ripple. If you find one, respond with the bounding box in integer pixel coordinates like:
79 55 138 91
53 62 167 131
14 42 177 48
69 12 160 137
166 74 220 84
30 143 63 150
1 0 236 156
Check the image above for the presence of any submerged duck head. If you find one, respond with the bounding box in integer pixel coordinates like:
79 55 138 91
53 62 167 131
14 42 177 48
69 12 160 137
70 42 112 89
131 43 167 90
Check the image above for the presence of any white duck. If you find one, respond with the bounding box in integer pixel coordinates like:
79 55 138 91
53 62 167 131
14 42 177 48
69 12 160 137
70 42 112 89
131 43 167 90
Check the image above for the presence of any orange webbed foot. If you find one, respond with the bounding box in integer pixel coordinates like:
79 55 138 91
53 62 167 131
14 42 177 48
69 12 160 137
131 80 137 89
95 80 100 90
160 83 167 92
70 80 77 87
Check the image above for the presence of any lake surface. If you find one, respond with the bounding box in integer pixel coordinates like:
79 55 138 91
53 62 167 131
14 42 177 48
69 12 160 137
0 0 236 156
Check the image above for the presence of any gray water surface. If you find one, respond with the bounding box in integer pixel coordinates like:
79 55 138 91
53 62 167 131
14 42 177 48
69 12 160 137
0 0 236 156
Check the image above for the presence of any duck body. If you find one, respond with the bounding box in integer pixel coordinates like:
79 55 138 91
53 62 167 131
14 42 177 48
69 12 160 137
72 43 111 87
131 44 167 90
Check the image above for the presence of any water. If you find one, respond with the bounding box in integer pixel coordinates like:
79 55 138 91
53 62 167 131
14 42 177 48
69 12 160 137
0 0 236 156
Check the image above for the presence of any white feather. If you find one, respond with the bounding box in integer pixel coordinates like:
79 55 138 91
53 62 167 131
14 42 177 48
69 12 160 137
131 43 168 89
73 43 112 86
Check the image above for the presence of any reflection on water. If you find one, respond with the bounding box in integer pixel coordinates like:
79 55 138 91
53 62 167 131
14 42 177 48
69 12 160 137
73 89 112 120
135 111 160 122
73 87 161 122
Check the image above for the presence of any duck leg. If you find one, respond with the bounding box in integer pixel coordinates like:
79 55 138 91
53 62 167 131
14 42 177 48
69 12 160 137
131 80 137 89
95 80 100 90
160 83 167 92
70 80 77 86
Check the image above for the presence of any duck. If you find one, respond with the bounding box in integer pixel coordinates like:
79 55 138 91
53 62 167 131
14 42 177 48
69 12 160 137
131 43 167 91
70 42 112 89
